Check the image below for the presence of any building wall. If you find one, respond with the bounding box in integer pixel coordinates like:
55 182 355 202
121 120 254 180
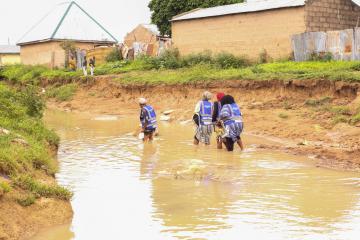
305 0 360 32
124 25 157 47
20 41 98 68
0 54 21 65
172 7 306 60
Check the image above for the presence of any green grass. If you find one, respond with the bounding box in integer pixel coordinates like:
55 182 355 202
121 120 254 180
108 61 360 86
16 194 36 207
0 64 83 86
0 83 70 204
46 83 77 101
14 175 72 200
351 112 360 125
0 84 59 176
0 181 11 193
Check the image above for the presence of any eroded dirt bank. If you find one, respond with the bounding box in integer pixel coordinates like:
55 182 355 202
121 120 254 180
0 178 73 240
49 77 360 171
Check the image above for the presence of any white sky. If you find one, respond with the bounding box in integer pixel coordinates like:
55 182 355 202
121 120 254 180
0 0 151 45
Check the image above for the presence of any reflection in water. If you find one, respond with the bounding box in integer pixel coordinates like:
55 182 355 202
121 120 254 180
33 110 360 240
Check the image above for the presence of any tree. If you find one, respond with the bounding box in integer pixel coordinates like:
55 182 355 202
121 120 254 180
148 0 244 36
60 40 76 69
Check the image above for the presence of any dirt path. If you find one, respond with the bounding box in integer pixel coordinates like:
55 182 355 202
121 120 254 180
48 76 360 171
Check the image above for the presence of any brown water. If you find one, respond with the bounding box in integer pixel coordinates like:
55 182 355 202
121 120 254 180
34 110 360 240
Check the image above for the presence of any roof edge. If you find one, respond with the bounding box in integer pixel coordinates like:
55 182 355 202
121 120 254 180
17 38 116 46
171 2 306 22
171 8 203 22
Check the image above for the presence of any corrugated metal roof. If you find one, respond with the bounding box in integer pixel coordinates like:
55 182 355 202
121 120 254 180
172 0 306 21
0 45 20 54
18 1 117 45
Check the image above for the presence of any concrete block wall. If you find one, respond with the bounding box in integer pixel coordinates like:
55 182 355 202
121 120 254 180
305 0 360 32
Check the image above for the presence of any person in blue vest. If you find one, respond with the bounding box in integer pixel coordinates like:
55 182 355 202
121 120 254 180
219 95 244 151
139 98 157 142
194 91 213 145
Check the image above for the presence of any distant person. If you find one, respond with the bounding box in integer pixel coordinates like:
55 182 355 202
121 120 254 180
219 95 244 151
139 98 157 142
82 57 88 76
89 56 95 76
213 92 225 149
194 91 213 145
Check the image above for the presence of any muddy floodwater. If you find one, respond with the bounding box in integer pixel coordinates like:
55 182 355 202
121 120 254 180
33 110 360 240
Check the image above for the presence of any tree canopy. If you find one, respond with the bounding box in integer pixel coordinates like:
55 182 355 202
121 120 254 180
148 0 244 36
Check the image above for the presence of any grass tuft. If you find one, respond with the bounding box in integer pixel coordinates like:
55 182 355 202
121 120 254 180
14 175 72 200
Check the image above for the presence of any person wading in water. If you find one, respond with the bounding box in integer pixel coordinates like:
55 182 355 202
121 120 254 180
219 95 244 151
194 91 213 145
212 92 225 149
139 98 157 142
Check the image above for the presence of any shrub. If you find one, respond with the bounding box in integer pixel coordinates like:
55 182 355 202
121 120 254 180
105 48 123 62
181 51 213 67
309 52 333 62
258 49 269 64
17 86 45 118
214 52 250 68
17 194 36 207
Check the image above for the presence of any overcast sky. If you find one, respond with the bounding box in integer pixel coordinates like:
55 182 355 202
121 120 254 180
0 0 151 45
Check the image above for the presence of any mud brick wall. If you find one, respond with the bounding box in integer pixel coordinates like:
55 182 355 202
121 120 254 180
305 0 360 32
172 7 306 60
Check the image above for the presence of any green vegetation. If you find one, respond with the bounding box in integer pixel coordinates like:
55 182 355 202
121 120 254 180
0 64 83 86
305 96 360 126
106 48 123 62
14 175 72 200
16 194 36 207
46 84 77 102
0 181 11 193
0 84 71 204
109 61 360 85
148 0 244 36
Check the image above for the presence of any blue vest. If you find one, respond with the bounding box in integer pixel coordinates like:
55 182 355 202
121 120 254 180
199 101 212 125
222 103 243 126
141 105 157 130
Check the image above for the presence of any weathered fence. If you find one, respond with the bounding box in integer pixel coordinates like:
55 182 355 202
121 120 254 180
292 28 360 61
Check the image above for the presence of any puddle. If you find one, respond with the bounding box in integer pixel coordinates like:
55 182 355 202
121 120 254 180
34 110 360 240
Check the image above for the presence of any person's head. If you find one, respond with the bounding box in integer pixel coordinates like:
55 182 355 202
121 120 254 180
139 97 147 108
221 95 235 106
202 91 212 101
216 92 225 102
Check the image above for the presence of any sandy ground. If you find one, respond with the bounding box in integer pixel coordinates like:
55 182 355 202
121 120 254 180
0 174 73 240
48 77 360 172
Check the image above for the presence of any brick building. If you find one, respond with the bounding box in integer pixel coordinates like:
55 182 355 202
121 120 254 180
18 1 117 68
171 0 360 59
124 24 171 57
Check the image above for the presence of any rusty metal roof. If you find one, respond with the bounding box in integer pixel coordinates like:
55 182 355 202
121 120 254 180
172 0 306 21
0 45 20 54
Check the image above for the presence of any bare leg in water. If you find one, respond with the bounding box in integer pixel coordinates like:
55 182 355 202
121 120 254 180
237 137 244 151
